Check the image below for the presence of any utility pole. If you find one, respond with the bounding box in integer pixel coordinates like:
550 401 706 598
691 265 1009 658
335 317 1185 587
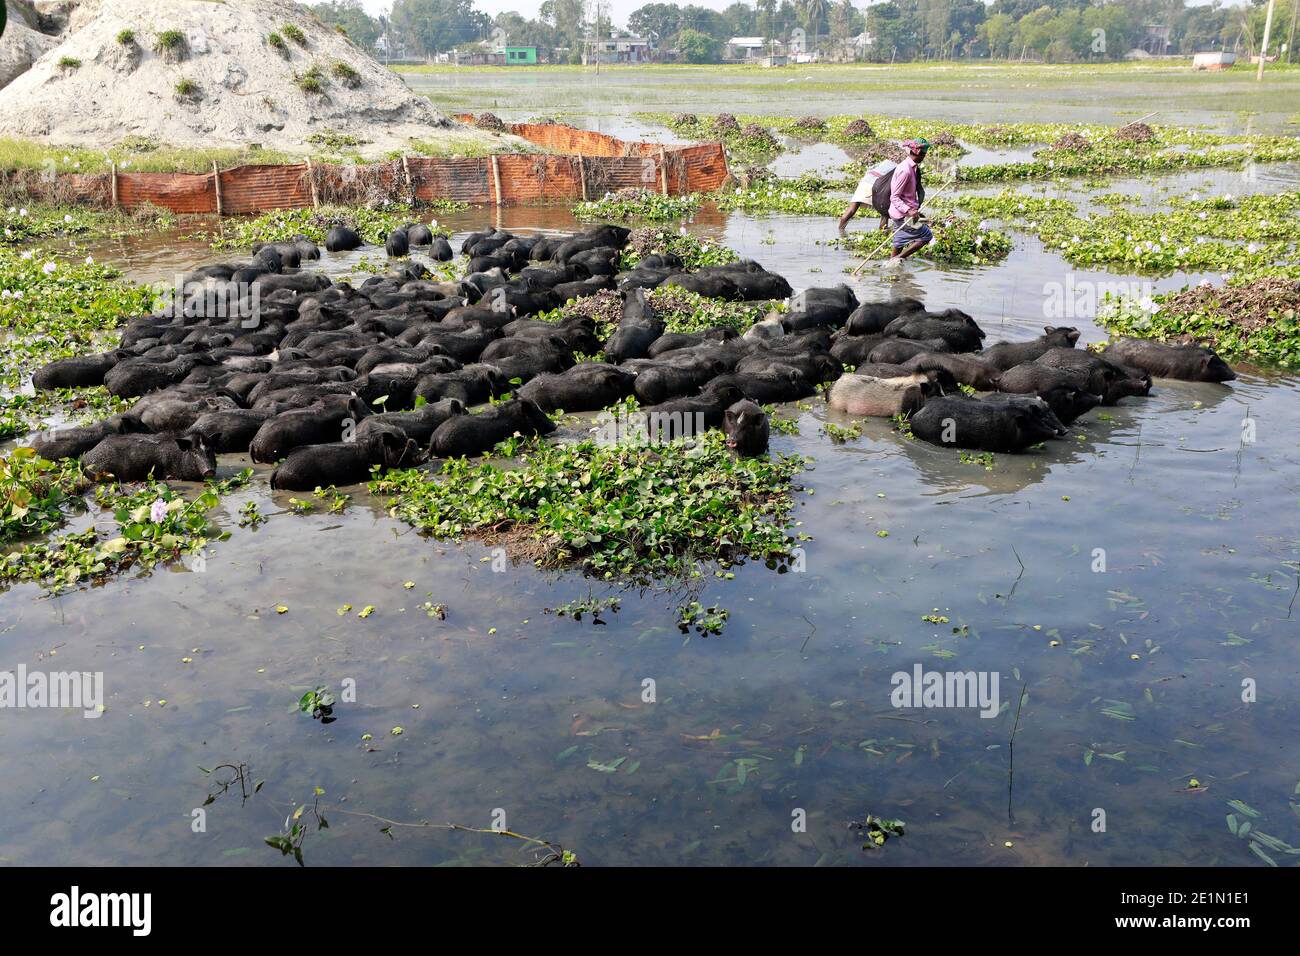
1256 0 1276 80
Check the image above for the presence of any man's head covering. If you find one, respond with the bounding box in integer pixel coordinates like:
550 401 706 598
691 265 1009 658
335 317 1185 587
905 138 930 158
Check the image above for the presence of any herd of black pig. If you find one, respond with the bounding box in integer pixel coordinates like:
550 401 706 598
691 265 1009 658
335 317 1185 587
25 219 1237 491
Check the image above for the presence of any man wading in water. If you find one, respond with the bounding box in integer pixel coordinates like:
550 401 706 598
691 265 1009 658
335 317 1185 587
838 138 933 261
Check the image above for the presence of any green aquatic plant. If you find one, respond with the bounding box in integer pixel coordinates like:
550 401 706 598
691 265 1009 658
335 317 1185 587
835 216 1012 267
0 449 87 542
295 687 336 722
371 432 806 584
821 422 862 443
0 247 155 393
851 814 906 849
941 190 1076 222
573 190 700 223
546 595 622 623
0 471 251 593
209 205 451 250
716 181 845 217
1101 274 1300 367
619 226 738 270
677 601 729 636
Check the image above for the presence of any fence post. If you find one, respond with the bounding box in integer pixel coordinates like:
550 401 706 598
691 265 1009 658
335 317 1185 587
212 161 223 216
110 162 118 209
402 154 414 205
658 147 669 196
305 158 319 209
577 155 587 201
491 154 503 207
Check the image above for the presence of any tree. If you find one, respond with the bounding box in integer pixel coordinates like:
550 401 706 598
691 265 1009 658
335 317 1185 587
678 27 723 60
390 0 491 56
629 4 685 44
310 0 381 50
800 0 829 49
723 2 758 35
979 11 1017 57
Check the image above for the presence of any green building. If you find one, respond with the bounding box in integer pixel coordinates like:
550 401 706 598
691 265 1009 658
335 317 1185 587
503 46 538 65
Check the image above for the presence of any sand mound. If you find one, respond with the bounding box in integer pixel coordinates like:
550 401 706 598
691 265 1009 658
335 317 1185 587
0 0 511 158
0 1 63 88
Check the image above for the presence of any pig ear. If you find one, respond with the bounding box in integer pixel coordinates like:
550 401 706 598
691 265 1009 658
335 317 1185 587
1044 326 1056 334
174 436 194 451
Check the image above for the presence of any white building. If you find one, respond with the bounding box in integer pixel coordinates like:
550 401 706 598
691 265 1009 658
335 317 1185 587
727 36 770 60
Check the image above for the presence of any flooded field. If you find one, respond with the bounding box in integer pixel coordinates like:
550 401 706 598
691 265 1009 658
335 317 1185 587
397 62 1300 138
3 76 1299 867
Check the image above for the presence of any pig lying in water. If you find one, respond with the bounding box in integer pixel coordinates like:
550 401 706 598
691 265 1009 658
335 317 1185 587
270 426 419 491
828 373 932 418
81 434 217 482
910 395 1064 453
1103 337 1235 382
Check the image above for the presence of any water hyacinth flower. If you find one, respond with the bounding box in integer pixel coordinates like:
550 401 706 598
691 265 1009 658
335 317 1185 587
85 255 94 265
64 214 73 223
42 261 57 274
150 500 168 524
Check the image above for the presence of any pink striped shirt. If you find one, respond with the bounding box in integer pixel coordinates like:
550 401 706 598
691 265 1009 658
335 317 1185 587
889 156 920 220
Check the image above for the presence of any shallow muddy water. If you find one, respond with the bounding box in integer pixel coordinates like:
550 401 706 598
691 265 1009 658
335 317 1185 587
3 147 1300 867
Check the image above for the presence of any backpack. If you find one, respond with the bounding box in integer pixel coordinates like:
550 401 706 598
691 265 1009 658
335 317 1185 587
872 164 925 218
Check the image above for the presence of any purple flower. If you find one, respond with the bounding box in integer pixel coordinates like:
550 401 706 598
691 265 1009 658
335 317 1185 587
150 499 168 523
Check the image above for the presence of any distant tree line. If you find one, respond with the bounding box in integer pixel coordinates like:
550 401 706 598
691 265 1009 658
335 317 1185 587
306 0 1299 64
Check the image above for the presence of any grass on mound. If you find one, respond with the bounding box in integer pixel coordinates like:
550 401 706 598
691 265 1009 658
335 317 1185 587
371 432 807 583
0 138 302 175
